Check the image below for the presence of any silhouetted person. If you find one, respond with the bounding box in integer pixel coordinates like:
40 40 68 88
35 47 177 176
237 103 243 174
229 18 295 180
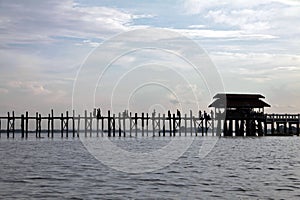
96 108 101 119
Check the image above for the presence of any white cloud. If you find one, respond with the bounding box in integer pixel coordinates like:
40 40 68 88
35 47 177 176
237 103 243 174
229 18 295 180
171 28 277 39
0 88 8 94
8 81 51 95
0 0 152 45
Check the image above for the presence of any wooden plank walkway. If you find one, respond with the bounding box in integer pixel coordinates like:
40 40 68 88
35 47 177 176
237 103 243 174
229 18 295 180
0 109 213 138
0 110 299 138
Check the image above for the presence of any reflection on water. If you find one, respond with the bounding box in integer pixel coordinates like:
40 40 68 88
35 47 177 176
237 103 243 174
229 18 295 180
0 136 300 199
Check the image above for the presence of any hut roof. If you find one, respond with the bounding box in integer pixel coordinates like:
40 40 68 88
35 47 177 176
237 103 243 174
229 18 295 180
209 93 270 108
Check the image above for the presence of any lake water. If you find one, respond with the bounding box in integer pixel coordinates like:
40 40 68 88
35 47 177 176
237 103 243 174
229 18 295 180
1 136 300 199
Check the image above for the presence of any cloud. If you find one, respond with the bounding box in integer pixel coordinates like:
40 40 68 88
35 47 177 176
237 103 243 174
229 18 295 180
8 81 51 95
0 0 152 45
0 88 8 94
171 28 277 39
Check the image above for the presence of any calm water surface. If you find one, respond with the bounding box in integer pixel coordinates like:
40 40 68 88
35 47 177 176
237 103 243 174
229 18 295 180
1 136 300 199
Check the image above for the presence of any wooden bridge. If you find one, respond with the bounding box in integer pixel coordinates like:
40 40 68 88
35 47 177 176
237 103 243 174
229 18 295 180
0 109 299 138
0 109 213 138
266 114 300 135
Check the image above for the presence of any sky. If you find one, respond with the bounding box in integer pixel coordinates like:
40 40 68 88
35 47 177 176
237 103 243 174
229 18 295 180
0 0 300 115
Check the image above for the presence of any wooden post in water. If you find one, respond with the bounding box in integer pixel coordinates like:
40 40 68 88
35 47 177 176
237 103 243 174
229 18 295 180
297 114 300 136
168 111 172 137
72 110 75 138
135 113 137 137
123 111 126 137
284 114 287 134
162 114 166 137
271 116 275 135
96 114 99 137
142 113 144 137
61 113 64 138
264 120 267 136
158 113 161 137
7 112 10 138
66 111 69 138
190 110 193 136
152 111 155 137
118 112 121 137
146 113 149 136
211 110 214 136
77 114 80 137
205 115 208 136
21 114 24 138
26 111 29 138
38 114 41 138
184 114 187 136
223 120 228 136
47 114 50 137
36 112 39 138
0 119 1 138
172 114 176 137
12 111 15 138
108 110 111 137
84 110 87 137
113 114 116 137
51 109 54 138
235 120 240 136
229 120 233 136
90 112 92 137
129 112 132 137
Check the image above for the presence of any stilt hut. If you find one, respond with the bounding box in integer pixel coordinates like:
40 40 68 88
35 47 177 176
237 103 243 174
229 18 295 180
209 94 270 136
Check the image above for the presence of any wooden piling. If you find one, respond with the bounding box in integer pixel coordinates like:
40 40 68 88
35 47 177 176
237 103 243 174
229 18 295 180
12 111 15 138
108 110 111 137
51 109 54 138
152 112 155 137
66 111 69 138
229 120 233 136
77 114 80 137
129 112 132 137
223 120 228 136
38 114 41 138
7 112 10 138
101 114 104 137
47 114 50 137
184 114 187 136
36 112 39 138
90 112 93 137
123 111 126 137
84 110 87 137
135 113 137 137
235 120 240 136
61 113 63 138
26 111 28 138
211 110 214 136
146 113 149 136
172 114 176 137
118 112 121 137
21 114 24 138
297 114 300 136
158 113 160 137
162 114 166 137
113 114 116 137
72 110 75 137
96 114 99 137
190 110 193 136
168 112 172 137
142 113 144 137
